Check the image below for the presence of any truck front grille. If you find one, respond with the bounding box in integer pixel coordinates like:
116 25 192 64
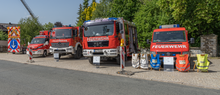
157 52 181 56
88 41 109 47
51 42 69 48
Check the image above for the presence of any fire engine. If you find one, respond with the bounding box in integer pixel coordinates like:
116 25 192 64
49 25 83 59
27 30 51 57
147 24 194 64
82 17 138 64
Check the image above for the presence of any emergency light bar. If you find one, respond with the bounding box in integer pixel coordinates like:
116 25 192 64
84 17 118 24
159 24 180 29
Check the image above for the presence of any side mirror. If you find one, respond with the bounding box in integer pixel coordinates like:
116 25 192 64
28 42 30 45
190 38 195 44
120 31 123 34
147 39 151 44
44 41 49 45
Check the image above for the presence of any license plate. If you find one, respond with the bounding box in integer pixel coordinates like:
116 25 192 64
54 53 59 59
94 49 102 52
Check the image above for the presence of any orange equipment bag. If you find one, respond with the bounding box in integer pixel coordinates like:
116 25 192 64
175 54 190 72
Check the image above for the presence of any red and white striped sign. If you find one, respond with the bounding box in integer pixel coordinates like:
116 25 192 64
120 46 125 70
27 48 33 62
7 27 20 53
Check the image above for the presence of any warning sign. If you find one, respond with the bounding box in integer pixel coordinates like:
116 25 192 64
7 27 20 53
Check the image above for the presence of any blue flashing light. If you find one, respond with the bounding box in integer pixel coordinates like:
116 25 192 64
84 20 91 23
54 25 56 27
159 25 162 29
159 24 180 29
69 24 71 27
162 54 165 56
108 17 118 21
172 54 176 56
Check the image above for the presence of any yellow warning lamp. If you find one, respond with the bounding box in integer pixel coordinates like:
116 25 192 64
120 39 124 47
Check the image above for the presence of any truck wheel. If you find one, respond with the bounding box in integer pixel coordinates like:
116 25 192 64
116 55 120 65
12 52 15 54
43 50 47 57
75 47 82 59
88 57 93 65
59 54 61 59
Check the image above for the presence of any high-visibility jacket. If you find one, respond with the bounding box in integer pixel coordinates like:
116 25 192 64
175 54 190 72
196 54 209 71
150 54 160 69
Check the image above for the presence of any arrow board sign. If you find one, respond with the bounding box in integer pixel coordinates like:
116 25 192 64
10 39 18 50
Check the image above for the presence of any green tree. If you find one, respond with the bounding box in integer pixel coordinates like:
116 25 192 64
81 0 90 23
157 0 220 46
91 0 112 19
76 4 83 26
90 0 96 6
110 0 140 22
43 22 54 30
18 17 42 45
0 29 8 41
134 0 175 48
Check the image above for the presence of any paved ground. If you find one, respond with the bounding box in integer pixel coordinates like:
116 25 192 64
1 60 220 95
0 53 220 90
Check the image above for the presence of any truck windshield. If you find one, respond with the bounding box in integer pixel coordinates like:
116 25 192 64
51 29 72 39
84 24 114 37
31 38 45 44
153 31 186 42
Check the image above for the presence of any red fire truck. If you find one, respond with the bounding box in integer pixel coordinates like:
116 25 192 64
27 30 51 57
147 24 194 64
82 17 138 64
49 25 83 59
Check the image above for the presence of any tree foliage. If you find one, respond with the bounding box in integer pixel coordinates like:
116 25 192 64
110 0 140 22
18 17 42 45
0 29 7 41
91 0 112 19
77 1 97 26
76 4 83 25
76 0 220 48
43 22 54 30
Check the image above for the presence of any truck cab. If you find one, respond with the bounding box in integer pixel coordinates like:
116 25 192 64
148 24 194 64
82 17 138 64
27 35 49 57
49 26 82 59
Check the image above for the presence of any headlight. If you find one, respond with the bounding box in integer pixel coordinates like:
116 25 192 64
150 51 156 55
38 46 43 49
182 52 189 54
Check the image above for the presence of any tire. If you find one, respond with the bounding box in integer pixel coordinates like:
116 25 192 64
116 55 120 65
59 54 61 59
88 57 93 65
74 46 82 59
12 52 15 54
43 50 47 57
22 50 26 54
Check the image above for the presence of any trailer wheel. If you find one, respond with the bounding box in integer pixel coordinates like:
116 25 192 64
88 57 93 65
43 50 47 57
74 46 82 59
12 52 15 54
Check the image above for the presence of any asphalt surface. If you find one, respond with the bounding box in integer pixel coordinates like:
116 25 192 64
0 60 219 95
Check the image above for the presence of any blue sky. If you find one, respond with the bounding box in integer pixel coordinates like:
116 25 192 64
0 0 100 26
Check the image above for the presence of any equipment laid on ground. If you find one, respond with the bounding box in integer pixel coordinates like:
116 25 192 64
150 54 161 70
49 26 83 59
82 17 138 65
163 57 174 72
193 54 209 72
132 53 140 68
176 54 190 72
140 53 149 69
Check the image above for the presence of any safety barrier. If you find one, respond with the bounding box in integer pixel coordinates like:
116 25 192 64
27 47 34 63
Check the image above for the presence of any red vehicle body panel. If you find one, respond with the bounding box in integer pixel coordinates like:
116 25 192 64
150 27 189 57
